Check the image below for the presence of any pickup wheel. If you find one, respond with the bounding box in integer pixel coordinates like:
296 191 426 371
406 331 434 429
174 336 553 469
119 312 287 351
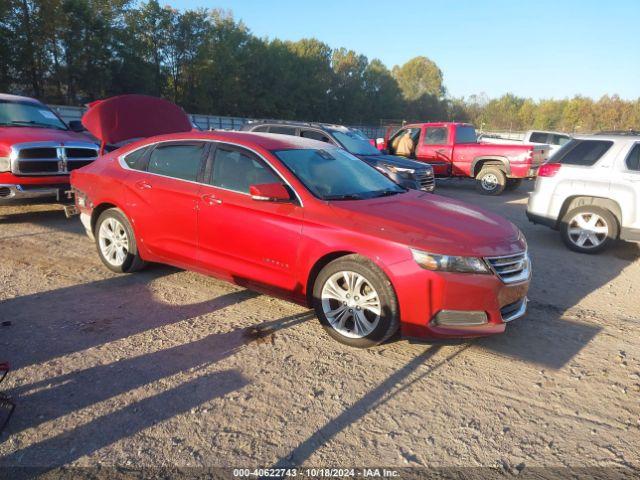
476 166 507 195
560 206 618 254
95 208 146 273
312 255 399 348
505 178 523 191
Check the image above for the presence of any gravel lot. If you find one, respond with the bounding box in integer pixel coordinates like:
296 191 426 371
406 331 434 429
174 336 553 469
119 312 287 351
0 180 638 475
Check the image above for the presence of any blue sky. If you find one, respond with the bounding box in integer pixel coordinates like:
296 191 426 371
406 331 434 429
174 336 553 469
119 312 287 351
162 0 640 101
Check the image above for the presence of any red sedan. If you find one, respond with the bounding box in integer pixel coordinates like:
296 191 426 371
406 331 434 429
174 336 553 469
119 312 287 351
72 116 530 349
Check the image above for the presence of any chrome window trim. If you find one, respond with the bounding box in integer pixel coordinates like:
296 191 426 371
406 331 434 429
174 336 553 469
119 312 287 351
117 138 304 207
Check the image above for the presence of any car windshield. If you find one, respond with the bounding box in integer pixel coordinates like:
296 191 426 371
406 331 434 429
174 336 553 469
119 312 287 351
330 129 380 155
0 100 68 130
454 126 477 144
273 148 405 200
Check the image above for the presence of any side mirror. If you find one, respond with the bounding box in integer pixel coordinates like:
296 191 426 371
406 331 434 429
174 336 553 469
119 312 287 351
68 120 85 132
249 183 291 202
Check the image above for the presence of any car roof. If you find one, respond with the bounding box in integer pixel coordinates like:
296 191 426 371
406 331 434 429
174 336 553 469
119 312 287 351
0 93 43 105
573 133 640 143
402 122 474 129
244 120 352 133
138 130 335 151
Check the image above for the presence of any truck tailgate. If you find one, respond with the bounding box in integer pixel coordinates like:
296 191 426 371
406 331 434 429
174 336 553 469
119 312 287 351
531 145 549 166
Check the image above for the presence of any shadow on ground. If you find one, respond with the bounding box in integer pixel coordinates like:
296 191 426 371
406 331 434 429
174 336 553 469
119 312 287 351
436 178 635 368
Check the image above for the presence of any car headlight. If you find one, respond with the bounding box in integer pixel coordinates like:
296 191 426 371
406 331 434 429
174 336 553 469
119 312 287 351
411 248 489 274
0 156 10 172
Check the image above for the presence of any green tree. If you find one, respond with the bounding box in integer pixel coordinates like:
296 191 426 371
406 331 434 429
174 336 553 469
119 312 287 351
392 56 444 101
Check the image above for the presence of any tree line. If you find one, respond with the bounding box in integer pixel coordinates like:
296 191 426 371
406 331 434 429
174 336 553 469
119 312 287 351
2 0 638 132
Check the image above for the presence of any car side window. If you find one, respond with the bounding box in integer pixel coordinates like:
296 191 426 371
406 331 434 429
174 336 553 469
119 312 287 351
424 127 447 145
557 140 613 166
551 134 570 146
251 125 269 133
626 144 640 172
268 126 297 136
301 129 331 143
146 143 204 181
529 132 549 143
211 147 280 193
123 146 149 170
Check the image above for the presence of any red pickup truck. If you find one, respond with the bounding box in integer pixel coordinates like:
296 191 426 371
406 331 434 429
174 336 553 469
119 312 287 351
381 122 549 194
0 93 98 201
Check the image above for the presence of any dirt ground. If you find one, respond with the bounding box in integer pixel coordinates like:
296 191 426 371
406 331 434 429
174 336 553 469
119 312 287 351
0 180 638 476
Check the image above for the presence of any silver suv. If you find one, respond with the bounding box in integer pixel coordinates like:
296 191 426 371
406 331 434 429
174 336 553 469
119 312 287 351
527 134 640 253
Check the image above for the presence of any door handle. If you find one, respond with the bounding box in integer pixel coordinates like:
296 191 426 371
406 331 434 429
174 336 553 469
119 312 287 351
201 194 222 205
135 180 152 190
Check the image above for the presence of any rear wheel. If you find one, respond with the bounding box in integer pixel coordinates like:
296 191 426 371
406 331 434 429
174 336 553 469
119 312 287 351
560 206 618 254
95 208 146 273
476 166 506 195
313 255 399 348
505 178 523 191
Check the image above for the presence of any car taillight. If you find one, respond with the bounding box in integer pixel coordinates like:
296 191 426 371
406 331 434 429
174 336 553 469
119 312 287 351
538 163 561 177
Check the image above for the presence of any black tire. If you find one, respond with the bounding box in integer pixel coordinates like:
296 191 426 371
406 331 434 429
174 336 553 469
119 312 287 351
312 254 399 348
94 208 147 273
475 166 507 195
560 206 618 254
505 178 523 191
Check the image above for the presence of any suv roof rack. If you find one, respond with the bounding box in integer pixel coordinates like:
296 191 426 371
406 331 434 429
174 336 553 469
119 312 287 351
595 130 640 136
245 119 348 130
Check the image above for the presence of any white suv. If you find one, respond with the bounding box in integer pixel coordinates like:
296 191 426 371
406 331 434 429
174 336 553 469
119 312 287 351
527 134 640 253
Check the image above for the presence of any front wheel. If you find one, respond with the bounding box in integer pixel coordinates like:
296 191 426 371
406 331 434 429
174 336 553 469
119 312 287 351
312 255 399 348
476 166 506 195
560 206 618 254
95 208 147 273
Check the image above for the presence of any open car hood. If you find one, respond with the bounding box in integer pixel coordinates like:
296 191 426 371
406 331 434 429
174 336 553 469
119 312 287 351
81 95 192 150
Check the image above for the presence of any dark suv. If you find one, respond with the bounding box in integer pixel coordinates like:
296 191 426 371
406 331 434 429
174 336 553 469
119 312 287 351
241 121 435 192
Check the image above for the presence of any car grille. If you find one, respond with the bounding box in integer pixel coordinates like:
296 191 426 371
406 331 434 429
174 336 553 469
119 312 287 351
416 169 435 191
11 143 98 176
485 251 530 284
500 297 528 322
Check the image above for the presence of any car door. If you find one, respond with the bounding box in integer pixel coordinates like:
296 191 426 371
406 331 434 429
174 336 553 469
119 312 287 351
123 141 207 268
414 126 452 176
197 142 304 296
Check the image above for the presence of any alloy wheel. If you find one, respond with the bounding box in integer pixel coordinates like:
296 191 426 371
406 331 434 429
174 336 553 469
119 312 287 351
321 271 381 339
567 212 609 249
98 217 130 267
481 173 499 190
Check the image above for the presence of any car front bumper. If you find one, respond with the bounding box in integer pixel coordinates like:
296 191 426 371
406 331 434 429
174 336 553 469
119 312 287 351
389 259 531 339
0 183 68 201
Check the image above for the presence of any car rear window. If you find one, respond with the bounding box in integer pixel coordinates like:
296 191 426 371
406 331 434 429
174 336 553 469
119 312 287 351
555 140 613 166
529 132 548 143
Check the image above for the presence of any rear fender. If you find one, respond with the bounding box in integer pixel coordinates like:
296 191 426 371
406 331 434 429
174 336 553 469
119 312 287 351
471 156 511 177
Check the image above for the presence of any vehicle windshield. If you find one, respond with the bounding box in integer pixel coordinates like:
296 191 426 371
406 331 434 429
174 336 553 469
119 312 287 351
273 148 405 200
454 126 477 144
0 100 68 130
330 129 381 155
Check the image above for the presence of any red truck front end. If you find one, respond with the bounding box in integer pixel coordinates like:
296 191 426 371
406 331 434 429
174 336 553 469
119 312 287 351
0 94 98 201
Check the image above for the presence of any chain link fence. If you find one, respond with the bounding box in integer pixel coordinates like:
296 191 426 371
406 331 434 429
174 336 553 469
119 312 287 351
48 105 387 139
